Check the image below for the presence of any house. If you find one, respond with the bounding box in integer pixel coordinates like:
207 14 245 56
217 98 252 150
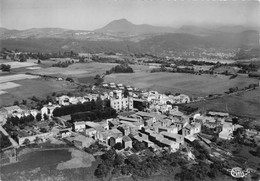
102 83 109 88
41 103 60 119
85 128 96 138
74 121 86 132
122 135 132 149
96 128 123 146
155 125 178 134
0 106 23 116
160 132 185 145
219 122 234 140
60 129 71 138
173 118 189 131
182 123 201 136
57 95 70 106
110 90 133 111
160 138 180 151
207 111 229 118
18 132 53 145
72 135 94 148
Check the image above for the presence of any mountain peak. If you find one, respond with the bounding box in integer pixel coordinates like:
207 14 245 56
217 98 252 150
95 19 175 34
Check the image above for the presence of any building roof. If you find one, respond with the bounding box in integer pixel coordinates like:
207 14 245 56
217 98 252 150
161 132 184 141
118 116 139 122
85 121 101 128
161 138 176 146
122 135 132 142
74 121 86 126
208 111 229 117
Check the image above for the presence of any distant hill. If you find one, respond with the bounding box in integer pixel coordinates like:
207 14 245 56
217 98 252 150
0 38 142 53
138 30 259 53
95 19 175 34
0 20 259 55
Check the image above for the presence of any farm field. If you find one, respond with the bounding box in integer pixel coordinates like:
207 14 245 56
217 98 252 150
0 59 38 68
0 82 21 90
32 62 119 78
0 74 38 83
0 78 77 106
1 149 101 181
1 149 71 175
188 88 260 119
104 72 258 97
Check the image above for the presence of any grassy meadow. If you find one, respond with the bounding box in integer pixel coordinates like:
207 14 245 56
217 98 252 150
104 72 258 97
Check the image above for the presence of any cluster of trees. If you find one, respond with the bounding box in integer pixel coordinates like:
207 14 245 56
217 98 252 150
106 64 134 74
95 147 219 179
0 64 11 72
94 141 228 180
29 95 55 110
5 113 46 128
0 132 12 149
52 60 74 68
26 51 79 60
236 63 260 73
84 141 107 154
94 74 104 86
71 107 117 122
53 99 109 117
150 66 168 73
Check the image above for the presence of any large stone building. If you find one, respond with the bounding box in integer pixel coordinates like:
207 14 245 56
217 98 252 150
110 90 133 111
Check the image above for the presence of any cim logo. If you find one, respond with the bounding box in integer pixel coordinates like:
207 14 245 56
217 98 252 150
226 167 252 178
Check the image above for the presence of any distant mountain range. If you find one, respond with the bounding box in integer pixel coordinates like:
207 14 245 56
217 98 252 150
0 19 259 54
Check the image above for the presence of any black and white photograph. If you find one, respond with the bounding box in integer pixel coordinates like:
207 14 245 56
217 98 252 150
0 0 260 180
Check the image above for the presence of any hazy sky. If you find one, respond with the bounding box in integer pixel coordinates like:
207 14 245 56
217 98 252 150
1 0 259 30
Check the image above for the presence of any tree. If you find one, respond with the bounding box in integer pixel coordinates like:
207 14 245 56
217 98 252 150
23 138 30 145
13 100 19 106
48 121 55 127
34 136 42 144
0 64 11 72
114 154 124 166
95 163 110 178
22 99 27 105
114 142 123 150
94 74 100 79
36 113 42 121
94 77 104 86
133 140 146 151
43 113 49 120
123 89 129 98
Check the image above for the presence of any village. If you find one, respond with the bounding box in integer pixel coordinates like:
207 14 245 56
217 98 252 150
1 80 259 170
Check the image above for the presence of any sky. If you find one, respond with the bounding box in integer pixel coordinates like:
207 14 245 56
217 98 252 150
0 0 259 30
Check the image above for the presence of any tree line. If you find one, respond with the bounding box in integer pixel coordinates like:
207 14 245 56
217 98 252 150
106 64 134 74
0 64 11 72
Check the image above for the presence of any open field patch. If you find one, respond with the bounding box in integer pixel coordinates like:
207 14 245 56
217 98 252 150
104 72 258 97
1 149 71 174
0 90 7 95
0 61 37 69
57 148 95 170
0 82 21 90
32 62 119 78
188 88 260 119
26 66 41 70
0 78 77 106
0 74 38 83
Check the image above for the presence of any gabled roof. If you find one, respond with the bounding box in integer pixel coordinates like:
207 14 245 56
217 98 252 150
122 135 132 142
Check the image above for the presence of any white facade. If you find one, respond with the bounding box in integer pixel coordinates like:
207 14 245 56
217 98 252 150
110 90 133 111
41 104 60 119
